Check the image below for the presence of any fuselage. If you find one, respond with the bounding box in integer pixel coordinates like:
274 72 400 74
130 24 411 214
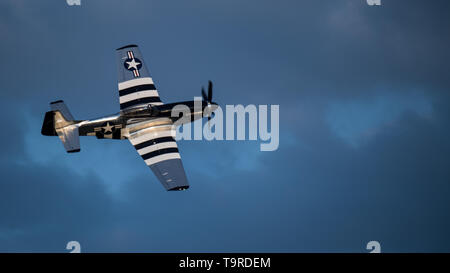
77 100 218 140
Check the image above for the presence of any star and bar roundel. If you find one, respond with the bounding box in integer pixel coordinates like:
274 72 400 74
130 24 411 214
123 51 142 77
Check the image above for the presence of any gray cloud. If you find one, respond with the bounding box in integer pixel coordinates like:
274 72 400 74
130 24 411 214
0 0 449 252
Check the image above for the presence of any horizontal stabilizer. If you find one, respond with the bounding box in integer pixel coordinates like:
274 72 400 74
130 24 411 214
57 124 80 153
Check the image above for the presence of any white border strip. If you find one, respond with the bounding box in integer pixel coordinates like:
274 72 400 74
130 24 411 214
137 141 178 156
119 90 160 104
129 128 175 145
145 153 181 166
119 77 154 90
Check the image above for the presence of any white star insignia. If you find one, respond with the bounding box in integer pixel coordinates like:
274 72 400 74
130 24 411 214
103 122 113 133
126 58 141 70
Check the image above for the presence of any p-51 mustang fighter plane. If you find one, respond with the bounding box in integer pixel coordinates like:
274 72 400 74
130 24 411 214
41 45 218 191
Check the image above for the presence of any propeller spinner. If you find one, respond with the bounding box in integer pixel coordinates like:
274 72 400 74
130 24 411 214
201 81 215 122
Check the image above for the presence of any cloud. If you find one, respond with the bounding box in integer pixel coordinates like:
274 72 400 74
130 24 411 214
0 0 450 252
326 90 433 146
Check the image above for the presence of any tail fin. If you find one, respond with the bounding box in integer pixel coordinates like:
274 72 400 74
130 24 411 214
41 100 81 153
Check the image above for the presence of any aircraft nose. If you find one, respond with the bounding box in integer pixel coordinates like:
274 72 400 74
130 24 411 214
210 102 219 112
204 102 219 118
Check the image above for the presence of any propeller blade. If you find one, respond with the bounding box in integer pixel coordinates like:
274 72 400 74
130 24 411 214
201 87 208 102
208 81 213 102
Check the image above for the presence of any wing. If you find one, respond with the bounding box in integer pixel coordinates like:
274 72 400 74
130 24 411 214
116 45 163 110
128 122 189 191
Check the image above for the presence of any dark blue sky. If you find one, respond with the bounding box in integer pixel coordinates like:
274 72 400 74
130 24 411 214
1 0 449 252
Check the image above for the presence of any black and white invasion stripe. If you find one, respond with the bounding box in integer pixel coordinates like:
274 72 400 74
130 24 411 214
129 128 180 166
118 77 163 110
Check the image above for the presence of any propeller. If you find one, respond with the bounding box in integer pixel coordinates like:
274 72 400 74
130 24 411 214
201 81 214 122
201 80 213 103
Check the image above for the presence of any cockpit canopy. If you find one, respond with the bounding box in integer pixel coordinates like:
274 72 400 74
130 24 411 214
121 104 159 117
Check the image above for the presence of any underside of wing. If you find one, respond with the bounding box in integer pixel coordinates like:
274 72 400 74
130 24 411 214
116 45 163 110
128 123 189 191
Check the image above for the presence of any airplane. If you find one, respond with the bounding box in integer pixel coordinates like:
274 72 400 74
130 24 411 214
41 44 218 191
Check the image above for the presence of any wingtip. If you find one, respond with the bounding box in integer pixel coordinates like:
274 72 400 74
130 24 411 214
168 186 189 191
116 44 138 50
